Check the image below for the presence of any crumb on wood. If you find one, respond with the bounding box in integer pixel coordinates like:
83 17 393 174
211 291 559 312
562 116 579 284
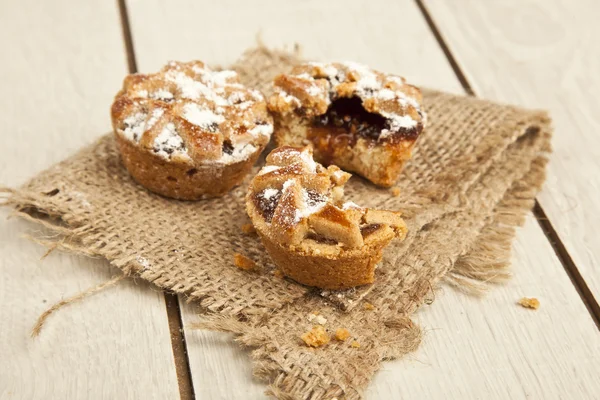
390 187 401 197
518 297 540 309
301 325 330 347
241 223 256 234
351 340 360 348
233 253 256 271
364 302 375 311
273 269 285 278
334 328 351 341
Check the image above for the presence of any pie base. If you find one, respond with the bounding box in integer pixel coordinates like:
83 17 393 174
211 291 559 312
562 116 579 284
258 230 395 290
116 134 264 200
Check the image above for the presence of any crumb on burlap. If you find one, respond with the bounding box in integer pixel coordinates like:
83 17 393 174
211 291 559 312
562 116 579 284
351 340 360 348
518 297 540 309
390 187 401 197
308 312 327 325
233 253 256 271
273 269 285 278
301 325 330 347
364 302 375 311
334 328 351 341
241 223 256 234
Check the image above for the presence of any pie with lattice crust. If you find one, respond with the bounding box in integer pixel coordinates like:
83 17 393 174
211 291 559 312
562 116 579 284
268 62 426 187
111 60 273 200
246 146 407 289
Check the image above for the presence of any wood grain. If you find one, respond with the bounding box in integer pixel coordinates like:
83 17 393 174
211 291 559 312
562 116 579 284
0 1 180 399
423 0 600 302
126 0 600 398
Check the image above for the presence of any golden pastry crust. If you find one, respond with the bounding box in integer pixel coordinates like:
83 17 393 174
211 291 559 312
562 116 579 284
246 146 407 290
111 60 273 199
268 62 426 187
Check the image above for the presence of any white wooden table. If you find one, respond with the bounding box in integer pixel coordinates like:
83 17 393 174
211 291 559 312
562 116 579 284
2 1 599 398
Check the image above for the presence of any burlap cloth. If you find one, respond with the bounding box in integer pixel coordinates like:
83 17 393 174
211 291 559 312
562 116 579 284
1 47 551 399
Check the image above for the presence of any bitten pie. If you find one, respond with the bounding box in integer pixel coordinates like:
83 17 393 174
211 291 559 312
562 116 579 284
246 146 407 290
111 60 273 200
268 62 426 187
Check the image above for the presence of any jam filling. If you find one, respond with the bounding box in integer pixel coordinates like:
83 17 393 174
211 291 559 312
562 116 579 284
360 223 382 237
313 96 386 140
306 232 339 245
253 189 282 223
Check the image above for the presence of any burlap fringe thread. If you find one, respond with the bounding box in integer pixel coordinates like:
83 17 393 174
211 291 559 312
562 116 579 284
0 46 551 400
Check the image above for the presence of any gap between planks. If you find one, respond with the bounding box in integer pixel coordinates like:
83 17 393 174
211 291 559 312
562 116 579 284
117 0 197 398
414 0 600 329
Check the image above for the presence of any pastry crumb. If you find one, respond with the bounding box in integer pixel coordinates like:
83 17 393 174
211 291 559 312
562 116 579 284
233 253 256 271
273 269 285 278
364 302 375 311
334 328 351 341
241 223 256 234
350 340 360 348
518 297 540 309
308 313 327 325
301 325 330 347
390 187 401 197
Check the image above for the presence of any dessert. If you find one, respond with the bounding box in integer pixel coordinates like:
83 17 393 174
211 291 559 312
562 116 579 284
246 146 407 290
268 62 426 187
111 60 273 200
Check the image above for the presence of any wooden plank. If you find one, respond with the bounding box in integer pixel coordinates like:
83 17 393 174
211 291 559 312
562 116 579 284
126 0 600 398
423 0 600 301
0 1 180 399
367 215 600 399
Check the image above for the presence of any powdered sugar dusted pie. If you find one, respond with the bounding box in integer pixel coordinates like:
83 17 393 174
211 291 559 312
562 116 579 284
268 62 426 187
246 146 407 290
111 60 273 200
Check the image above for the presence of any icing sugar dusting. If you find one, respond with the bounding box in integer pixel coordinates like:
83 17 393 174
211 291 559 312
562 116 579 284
295 189 327 221
341 201 362 210
262 188 279 200
219 143 257 164
121 112 147 142
153 123 188 159
182 103 225 132
259 165 281 175
249 124 273 137
167 71 229 106
299 149 317 173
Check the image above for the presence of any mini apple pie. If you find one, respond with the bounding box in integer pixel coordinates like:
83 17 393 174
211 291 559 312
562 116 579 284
246 146 407 290
111 60 273 200
268 62 426 187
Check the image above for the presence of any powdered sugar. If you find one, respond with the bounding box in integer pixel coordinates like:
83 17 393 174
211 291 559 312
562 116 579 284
258 165 282 175
377 88 396 101
295 189 327 222
276 89 301 105
262 188 279 200
167 71 229 106
249 124 274 137
300 148 317 173
121 112 147 142
182 103 225 132
146 108 164 130
219 143 257 164
151 89 174 101
153 123 188 159
341 201 362 210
